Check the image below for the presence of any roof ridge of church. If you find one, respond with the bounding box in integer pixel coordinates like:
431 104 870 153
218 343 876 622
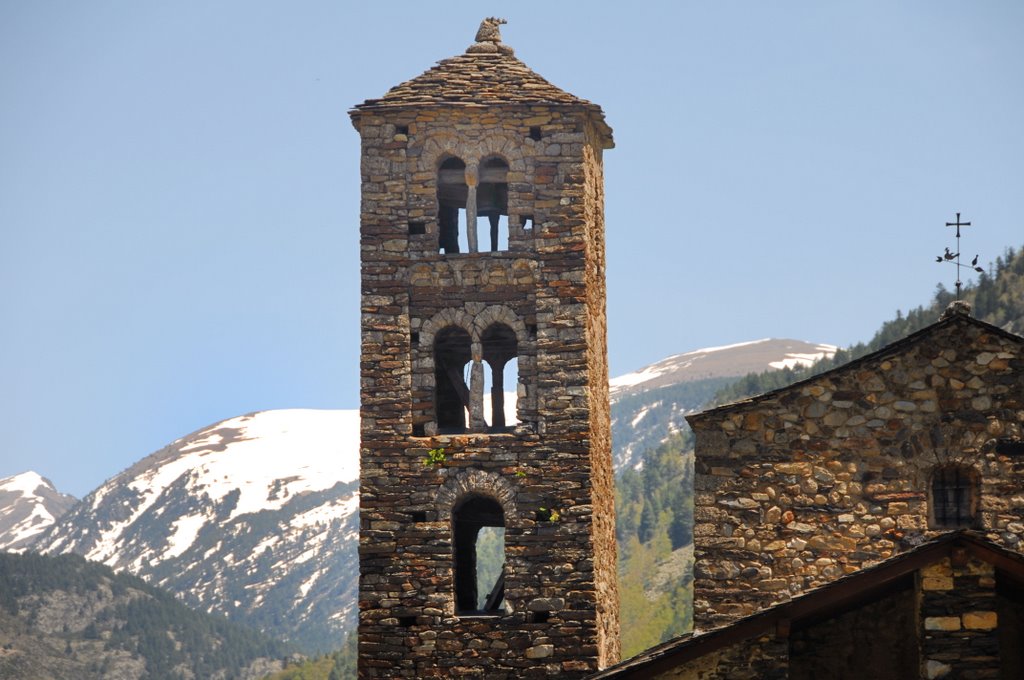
687 310 1024 422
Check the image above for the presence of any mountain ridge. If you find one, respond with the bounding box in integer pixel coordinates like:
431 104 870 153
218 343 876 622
0 471 78 552
611 338 836 396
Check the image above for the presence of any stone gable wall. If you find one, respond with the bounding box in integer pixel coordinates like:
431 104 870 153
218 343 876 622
690 318 1024 630
356 104 617 677
919 555 1001 678
651 635 789 680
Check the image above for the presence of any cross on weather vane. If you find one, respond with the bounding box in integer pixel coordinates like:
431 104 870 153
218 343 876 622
936 212 983 300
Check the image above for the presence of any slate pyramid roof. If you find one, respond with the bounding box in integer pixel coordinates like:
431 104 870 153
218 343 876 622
350 19 612 142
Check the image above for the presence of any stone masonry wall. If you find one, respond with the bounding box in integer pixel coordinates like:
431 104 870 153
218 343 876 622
582 138 620 666
690 314 1024 630
789 584 918 679
918 555 1000 679
356 103 617 677
651 634 789 680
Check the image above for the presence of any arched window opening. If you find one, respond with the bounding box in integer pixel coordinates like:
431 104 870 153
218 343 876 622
481 323 518 432
478 157 509 252
930 464 979 529
437 157 468 254
482 357 519 431
453 495 505 614
475 527 506 609
434 326 471 434
483 357 520 430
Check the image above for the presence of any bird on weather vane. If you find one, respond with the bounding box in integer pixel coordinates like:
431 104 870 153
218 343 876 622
936 212 984 300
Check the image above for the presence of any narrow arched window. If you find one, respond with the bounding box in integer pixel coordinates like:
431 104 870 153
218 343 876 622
930 464 979 529
437 157 468 254
478 157 509 252
481 323 518 432
452 495 505 614
434 326 471 433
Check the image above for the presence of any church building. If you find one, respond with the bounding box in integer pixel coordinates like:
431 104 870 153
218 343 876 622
593 302 1024 679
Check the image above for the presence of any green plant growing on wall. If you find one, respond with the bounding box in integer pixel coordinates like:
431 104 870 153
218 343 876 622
536 507 560 522
422 447 446 467
514 469 527 478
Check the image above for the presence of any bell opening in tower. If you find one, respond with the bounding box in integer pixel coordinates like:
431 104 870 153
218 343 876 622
437 157 468 254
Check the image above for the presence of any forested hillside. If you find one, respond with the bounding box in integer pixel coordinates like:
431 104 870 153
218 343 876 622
0 552 293 680
261 634 356 680
615 434 694 657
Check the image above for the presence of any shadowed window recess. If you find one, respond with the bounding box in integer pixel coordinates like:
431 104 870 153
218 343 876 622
452 495 506 614
478 157 509 252
434 326 472 433
436 156 509 253
433 323 519 434
437 157 468 254
930 464 979 529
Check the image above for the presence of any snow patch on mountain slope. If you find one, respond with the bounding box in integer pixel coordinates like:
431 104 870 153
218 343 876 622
2 471 50 496
611 339 772 392
291 496 359 529
166 514 207 559
631 407 650 428
768 348 838 370
0 471 78 551
76 409 358 565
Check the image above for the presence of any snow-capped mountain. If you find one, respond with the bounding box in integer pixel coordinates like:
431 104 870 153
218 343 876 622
0 471 77 551
610 339 837 469
610 338 837 397
33 409 360 653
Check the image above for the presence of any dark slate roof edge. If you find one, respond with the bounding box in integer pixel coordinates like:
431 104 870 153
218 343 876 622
589 531 1024 679
350 52 598 109
349 100 607 116
686 312 1023 423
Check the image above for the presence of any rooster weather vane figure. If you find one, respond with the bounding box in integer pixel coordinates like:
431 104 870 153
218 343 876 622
936 212 983 300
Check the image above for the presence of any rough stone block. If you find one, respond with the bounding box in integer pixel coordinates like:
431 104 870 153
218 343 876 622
921 576 954 591
925 659 951 679
962 611 997 630
525 644 554 659
924 616 961 631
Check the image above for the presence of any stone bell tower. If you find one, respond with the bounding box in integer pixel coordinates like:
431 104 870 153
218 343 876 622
350 18 618 677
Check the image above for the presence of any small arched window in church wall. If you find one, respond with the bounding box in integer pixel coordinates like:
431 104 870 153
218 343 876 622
452 495 506 614
481 323 518 432
478 157 509 252
434 326 472 433
929 464 979 529
437 157 468 254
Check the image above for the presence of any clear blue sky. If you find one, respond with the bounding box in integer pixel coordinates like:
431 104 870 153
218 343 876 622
3 2 1022 497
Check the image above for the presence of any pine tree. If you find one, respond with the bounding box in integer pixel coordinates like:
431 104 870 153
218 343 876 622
638 503 656 544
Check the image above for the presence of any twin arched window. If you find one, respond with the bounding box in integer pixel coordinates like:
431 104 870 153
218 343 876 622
437 156 509 254
433 323 518 433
